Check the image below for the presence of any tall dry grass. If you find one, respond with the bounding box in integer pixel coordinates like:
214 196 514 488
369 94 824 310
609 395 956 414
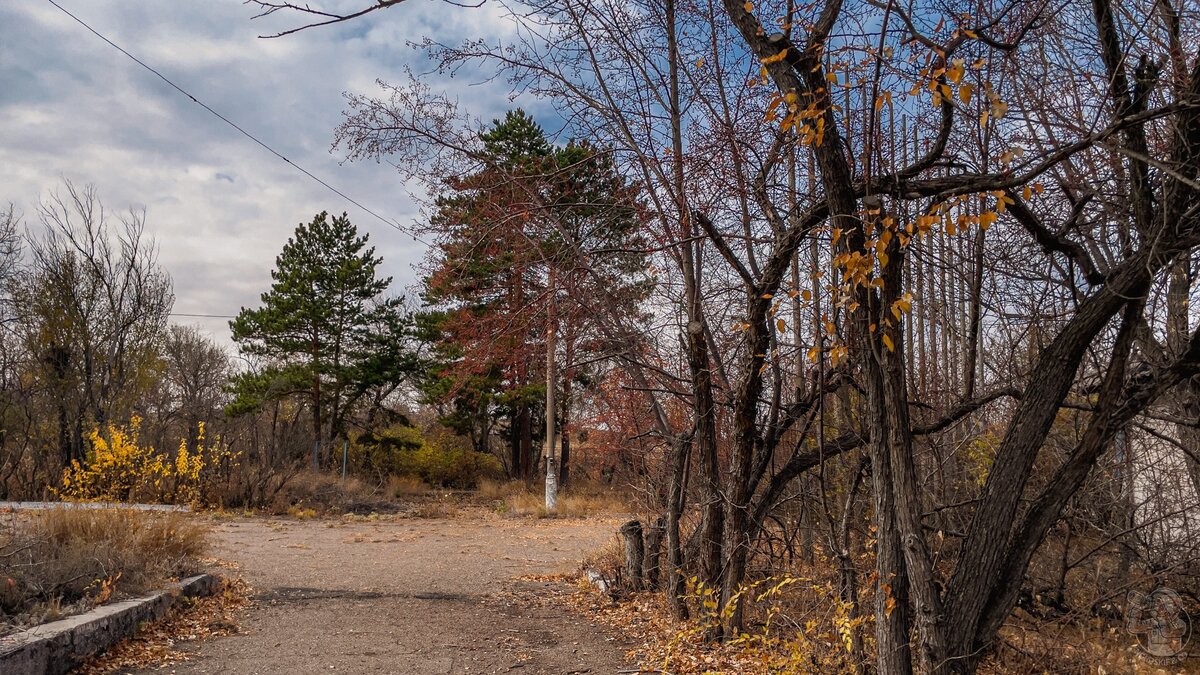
0 507 209 629
478 479 632 518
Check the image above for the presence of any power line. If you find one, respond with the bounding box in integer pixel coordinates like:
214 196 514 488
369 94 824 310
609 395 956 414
45 0 429 246
170 312 236 319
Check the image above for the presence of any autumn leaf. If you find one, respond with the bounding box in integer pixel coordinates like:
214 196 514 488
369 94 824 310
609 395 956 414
946 58 965 84
761 49 788 65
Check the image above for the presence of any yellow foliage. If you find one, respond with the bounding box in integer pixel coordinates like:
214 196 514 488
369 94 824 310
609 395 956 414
58 418 238 506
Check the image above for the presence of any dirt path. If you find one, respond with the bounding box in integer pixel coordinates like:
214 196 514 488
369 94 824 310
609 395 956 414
138 515 630 674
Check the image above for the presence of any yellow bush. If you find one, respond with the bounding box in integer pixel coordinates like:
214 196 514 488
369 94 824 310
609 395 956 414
58 418 238 506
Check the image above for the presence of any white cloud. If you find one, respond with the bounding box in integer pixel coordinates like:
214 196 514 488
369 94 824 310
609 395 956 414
0 0 524 348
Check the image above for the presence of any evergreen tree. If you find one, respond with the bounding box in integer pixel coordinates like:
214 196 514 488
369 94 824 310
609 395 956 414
420 110 649 480
229 211 413 469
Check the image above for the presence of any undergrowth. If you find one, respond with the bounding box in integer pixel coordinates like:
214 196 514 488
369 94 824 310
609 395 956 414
0 507 209 634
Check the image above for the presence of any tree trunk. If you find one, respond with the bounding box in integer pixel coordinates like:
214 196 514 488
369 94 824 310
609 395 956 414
665 436 690 619
519 404 532 479
509 406 522 479
867 355 915 675
311 331 321 471
560 372 572 487
620 519 645 591
644 517 664 591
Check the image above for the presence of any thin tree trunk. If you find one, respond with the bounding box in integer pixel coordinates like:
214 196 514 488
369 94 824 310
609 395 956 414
665 436 690 619
544 275 559 513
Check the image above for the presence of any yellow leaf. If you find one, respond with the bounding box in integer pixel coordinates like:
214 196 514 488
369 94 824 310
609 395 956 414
777 318 787 332
946 58 964 84
743 1 753 11
959 83 974 104
801 289 812 301
979 211 998 230
831 344 847 367
761 49 788 65
882 334 895 352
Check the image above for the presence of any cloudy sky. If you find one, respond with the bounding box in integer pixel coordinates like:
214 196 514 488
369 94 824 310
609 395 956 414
0 0 522 347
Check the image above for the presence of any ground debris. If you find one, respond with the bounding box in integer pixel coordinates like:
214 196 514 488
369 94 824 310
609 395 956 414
74 575 252 674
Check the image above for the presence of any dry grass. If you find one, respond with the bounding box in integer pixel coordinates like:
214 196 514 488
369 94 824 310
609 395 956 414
268 470 399 515
479 479 632 518
0 507 209 632
407 501 461 519
388 474 431 498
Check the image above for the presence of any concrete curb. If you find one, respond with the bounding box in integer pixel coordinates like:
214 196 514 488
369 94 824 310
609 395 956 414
0 573 220 675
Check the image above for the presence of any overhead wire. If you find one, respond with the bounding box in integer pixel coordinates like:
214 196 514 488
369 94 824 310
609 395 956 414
45 0 430 247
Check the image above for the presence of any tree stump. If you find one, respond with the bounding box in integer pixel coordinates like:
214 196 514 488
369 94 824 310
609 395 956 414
643 517 664 591
619 519 645 591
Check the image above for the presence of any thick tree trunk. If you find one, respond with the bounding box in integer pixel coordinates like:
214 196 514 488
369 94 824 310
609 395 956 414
620 519 645 591
867 357 915 675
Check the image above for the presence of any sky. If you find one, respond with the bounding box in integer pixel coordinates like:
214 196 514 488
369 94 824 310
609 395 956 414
0 0 521 349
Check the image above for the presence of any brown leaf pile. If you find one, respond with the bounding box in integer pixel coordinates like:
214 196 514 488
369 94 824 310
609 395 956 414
561 580 801 675
74 575 252 674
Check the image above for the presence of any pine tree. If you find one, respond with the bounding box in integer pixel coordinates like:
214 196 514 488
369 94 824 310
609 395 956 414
229 211 412 469
420 110 648 481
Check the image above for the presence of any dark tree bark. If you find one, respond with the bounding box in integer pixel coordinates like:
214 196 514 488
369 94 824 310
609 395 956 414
620 519 646 592
644 517 665 591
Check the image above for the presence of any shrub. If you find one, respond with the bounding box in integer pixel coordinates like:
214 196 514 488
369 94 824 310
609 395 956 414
408 428 503 488
351 425 502 489
57 418 239 506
